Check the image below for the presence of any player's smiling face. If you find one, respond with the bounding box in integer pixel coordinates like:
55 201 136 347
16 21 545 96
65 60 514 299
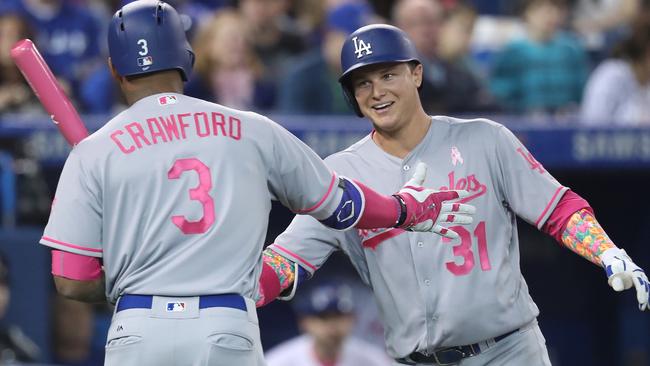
351 62 423 132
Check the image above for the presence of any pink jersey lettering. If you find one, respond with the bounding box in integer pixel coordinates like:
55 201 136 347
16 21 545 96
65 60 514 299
110 130 135 154
147 117 168 144
211 112 227 136
160 115 180 141
177 113 191 139
229 116 241 140
125 122 152 148
194 112 210 137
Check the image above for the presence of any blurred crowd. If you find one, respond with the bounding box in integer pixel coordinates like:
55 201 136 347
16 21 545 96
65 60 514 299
1 1 650 365
1 0 650 125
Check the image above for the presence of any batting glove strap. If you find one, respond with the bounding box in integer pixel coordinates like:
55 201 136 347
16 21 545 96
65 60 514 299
393 194 408 228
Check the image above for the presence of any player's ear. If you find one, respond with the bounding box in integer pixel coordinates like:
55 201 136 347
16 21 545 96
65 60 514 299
412 63 423 88
107 58 122 83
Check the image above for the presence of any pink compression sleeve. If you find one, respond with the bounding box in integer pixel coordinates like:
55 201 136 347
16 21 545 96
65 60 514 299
51 250 102 280
354 180 401 229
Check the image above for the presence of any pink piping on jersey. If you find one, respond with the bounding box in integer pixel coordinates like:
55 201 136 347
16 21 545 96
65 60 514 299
271 244 317 272
362 228 406 250
535 187 565 228
295 173 337 214
41 236 103 253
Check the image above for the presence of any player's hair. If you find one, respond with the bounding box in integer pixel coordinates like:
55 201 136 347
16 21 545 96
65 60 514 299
611 18 650 62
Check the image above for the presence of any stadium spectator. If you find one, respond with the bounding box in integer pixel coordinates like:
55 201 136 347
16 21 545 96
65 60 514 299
0 12 40 114
291 0 327 45
185 8 275 111
12 0 104 103
580 18 650 126
238 0 306 81
572 0 641 62
0 252 40 363
278 1 374 114
391 0 493 114
436 2 498 114
489 0 589 117
265 279 391 366
391 0 449 114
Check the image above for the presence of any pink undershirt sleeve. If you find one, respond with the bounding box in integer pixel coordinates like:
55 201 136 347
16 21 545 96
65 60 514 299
51 250 102 281
541 190 592 242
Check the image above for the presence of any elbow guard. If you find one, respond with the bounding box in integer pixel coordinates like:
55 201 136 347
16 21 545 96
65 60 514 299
319 177 365 231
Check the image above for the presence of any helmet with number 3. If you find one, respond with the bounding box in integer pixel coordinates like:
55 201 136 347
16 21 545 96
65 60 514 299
108 0 194 80
338 24 421 117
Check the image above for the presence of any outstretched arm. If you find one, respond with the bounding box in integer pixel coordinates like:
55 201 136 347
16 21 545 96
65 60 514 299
319 163 474 238
543 191 649 311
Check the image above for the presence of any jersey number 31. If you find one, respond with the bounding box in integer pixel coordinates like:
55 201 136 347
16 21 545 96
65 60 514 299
442 221 491 276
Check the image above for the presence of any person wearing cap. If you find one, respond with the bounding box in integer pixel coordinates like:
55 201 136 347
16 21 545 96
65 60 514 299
265 280 391 366
259 23 649 366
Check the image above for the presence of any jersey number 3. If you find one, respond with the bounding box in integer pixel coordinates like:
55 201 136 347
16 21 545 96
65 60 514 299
167 158 215 234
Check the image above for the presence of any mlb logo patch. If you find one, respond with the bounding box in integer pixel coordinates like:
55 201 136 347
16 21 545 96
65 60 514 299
166 302 186 312
158 95 178 106
137 56 153 67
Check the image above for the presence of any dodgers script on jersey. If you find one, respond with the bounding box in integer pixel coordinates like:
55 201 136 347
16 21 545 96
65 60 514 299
270 116 567 358
40 93 343 303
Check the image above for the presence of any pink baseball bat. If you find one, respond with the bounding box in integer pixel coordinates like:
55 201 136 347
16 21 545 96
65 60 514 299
10 39 89 146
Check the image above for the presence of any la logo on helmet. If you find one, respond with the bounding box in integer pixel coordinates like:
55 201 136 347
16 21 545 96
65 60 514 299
353 37 372 59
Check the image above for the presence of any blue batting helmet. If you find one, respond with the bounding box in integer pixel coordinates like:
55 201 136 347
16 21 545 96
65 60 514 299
108 0 194 81
339 24 421 117
293 281 355 316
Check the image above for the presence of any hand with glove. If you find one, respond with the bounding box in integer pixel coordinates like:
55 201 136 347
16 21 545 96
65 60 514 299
600 247 649 311
394 162 475 239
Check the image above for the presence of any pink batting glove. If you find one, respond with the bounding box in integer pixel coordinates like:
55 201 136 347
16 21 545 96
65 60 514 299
394 162 475 239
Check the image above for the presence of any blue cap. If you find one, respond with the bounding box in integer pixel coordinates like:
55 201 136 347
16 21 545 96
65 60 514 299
326 2 373 35
293 281 355 316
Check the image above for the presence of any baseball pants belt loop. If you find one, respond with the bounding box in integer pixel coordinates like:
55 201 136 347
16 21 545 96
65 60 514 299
116 294 247 312
395 328 519 365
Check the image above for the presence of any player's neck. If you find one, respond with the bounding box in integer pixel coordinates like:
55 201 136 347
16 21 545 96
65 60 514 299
372 112 431 159
120 71 184 106
312 341 341 365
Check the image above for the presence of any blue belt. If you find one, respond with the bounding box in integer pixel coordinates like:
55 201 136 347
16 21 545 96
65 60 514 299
116 294 246 313
396 328 519 365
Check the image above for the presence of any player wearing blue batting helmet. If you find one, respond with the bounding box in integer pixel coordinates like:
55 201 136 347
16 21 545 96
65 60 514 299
108 0 194 81
339 24 421 117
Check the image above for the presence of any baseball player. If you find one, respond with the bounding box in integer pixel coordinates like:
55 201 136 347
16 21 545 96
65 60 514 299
38 3 475 366
257 24 650 365
265 279 392 366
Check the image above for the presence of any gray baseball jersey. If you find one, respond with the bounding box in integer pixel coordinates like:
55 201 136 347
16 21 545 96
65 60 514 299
40 92 343 304
270 116 566 358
